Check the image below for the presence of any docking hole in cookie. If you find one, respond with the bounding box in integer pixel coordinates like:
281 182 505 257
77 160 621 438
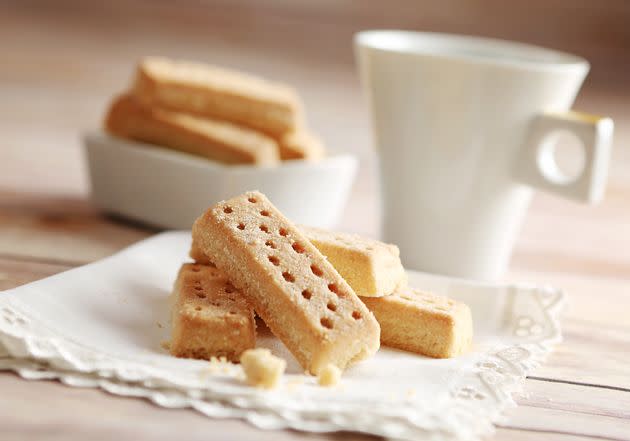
320 317 333 329
310 264 323 277
302 289 312 300
237 223 245 230
282 271 295 283
268 256 280 266
292 242 306 254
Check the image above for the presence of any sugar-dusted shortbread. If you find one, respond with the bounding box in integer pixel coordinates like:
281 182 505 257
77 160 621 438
192 191 380 374
278 130 326 161
170 263 256 361
105 94 279 165
133 57 302 137
361 288 473 358
240 348 286 389
190 226 406 297
301 226 407 297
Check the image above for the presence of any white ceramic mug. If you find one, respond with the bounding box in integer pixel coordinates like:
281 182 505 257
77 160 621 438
355 30 614 280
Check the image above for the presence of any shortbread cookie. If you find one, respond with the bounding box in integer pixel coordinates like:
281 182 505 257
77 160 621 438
189 242 212 265
133 57 302 137
190 227 406 297
192 191 380 374
361 288 473 358
170 263 256 361
301 226 407 297
240 348 286 389
189 240 213 265
279 130 326 161
105 94 279 165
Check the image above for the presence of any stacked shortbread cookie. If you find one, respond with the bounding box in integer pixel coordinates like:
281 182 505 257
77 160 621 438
171 191 473 388
190 225 407 297
192 191 380 375
361 289 473 358
104 57 326 164
170 263 255 361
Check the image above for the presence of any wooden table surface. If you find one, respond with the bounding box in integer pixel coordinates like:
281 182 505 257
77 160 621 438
1 2 629 440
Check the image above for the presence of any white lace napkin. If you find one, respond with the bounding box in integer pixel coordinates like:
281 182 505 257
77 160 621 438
0 232 564 441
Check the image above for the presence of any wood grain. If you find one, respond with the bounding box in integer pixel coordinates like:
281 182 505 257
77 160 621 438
0 1 628 440
0 192 152 264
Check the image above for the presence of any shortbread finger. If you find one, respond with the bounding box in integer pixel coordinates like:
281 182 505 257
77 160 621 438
170 263 256 361
192 191 380 374
134 57 302 137
191 227 406 297
301 226 407 297
361 287 473 358
189 241 212 265
278 130 326 161
105 94 279 165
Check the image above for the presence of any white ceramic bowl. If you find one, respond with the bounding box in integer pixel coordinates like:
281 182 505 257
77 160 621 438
83 132 358 229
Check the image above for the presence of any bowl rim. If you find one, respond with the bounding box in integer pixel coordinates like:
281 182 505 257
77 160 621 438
83 130 358 171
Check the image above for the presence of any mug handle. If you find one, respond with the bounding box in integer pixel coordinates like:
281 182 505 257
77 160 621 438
514 111 614 203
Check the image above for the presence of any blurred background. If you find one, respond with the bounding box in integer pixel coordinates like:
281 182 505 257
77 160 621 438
1 0 629 275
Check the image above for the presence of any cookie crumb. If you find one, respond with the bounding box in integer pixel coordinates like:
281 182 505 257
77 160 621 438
160 340 171 351
200 356 231 378
285 377 305 391
240 348 286 389
208 356 230 366
317 364 341 387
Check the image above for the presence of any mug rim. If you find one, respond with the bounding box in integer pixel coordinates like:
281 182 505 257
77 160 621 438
355 30 589 73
